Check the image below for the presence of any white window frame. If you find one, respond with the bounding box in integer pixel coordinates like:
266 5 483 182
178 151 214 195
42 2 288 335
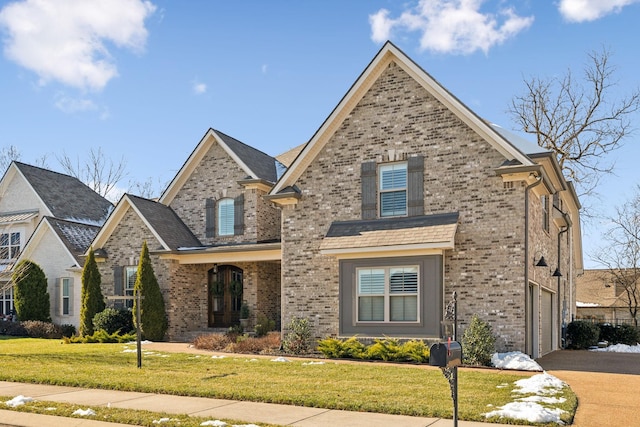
541 194 550 232
60 277 72 316
379 162 408 217
1 286 13 317
217 198 235 236
356 265 419 323
125 266 137 309
0 231 21 261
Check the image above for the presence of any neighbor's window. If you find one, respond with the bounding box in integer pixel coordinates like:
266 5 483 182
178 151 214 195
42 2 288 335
0 232 20 260
357 266 418 322
61 277 71 315
379 163 407 217
217 198 235 236
125 266 137 309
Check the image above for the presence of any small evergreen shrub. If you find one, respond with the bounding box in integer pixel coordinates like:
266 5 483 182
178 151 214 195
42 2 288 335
566 320 599 349
282 317 312 355
254 313 275 337
366 338 403 361
317 336 367 359
462 315 496 366
402 339 430 363
12 260 51 322
21 321 63 339
133 241 168 341
64 330 136 344
59 324 77 338
79 248 105 337
93 308 134 335
611 324 639 345
597 323 616 344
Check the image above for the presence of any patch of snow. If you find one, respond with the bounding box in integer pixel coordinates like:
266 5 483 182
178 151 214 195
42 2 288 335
201 421 227 426
271 357 290 363
5 395 33 407
591 343 640 353
491 351 543 371
211 355 226 359
153 418 175 424
72 408 96 416
576 301 599 307
484 401 566 424
302 361 325 365
513 372 567 395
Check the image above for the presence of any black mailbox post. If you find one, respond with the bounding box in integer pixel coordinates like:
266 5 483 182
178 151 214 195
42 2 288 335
429 341 462 368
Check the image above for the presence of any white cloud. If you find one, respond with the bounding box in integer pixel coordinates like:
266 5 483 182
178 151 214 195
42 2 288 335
369 0 534 55
192 81 207 95
558 0 640 22
0 0 156 91
54 94 98 113
261 64 268 74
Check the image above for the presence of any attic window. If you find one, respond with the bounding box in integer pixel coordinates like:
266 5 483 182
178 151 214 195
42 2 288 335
218 198 235 236
379 162 407 217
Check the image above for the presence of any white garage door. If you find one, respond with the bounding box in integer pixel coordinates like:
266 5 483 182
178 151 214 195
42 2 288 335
541 290 554 355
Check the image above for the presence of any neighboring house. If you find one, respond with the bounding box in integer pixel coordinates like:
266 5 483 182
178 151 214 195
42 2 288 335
576 269 637 325
0 162 112 328
89 42 582 357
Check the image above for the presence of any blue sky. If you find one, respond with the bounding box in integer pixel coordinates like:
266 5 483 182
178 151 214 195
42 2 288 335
1 0 639 267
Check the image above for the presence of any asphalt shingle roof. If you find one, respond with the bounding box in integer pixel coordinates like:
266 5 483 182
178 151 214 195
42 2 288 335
14 162 113 225
215 130 278 182
127 194 202 251
46 217 100 265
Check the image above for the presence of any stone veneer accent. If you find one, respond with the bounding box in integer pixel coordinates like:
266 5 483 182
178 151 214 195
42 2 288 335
279 61 573 354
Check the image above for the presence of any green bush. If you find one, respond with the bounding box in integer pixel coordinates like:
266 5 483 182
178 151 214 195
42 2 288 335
59 324 77 338
317 337 429 363
597 323 616 343
282 317 312 355
80 248 105 337
566 320 599 349
64 329 136 344
133 241 168 341
12 259 51 322
254 313 275 337
366 338 403 361
0 321 27 336
611 324 639 345
462 315 496 366
402 339 430 363
93 308 134 335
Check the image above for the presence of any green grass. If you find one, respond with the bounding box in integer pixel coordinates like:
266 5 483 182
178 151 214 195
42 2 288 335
0 337 577 425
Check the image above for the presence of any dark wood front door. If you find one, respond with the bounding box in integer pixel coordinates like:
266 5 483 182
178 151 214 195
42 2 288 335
208 265 243 327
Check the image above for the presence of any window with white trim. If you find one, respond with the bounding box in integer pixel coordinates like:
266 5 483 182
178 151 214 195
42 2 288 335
1 286 13 317
379 163 407 217
125 266 137 309
217 198 235 236
61 277 71 315
0 232 20 260
357 266 418 322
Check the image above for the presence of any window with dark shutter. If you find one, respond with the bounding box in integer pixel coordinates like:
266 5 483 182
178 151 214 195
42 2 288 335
205 198 215 238
407 155 424 216
114 266 123 296
361 161 377 220
234 194 244 235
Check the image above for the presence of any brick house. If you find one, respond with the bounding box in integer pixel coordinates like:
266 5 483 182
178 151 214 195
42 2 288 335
0 162 112 328
90 42 582 357
576 269 637 325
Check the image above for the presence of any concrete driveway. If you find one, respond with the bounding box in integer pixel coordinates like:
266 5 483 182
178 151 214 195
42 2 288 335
537 350 640 427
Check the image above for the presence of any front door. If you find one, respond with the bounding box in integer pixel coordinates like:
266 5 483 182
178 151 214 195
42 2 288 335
208 265 243 327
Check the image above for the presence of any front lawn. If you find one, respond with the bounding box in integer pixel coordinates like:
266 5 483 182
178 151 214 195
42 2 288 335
0 337 576 425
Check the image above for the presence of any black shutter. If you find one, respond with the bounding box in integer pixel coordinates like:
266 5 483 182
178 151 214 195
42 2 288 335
234 194 244 235
114 266 123 296
205 198 215 238
407 155 424 216
361 161 377 219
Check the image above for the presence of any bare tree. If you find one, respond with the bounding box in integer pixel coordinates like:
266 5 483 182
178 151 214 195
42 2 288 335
58 147 127 199
0 145 21 174
128 177 165 200
592 187 640 327
509 47 640 207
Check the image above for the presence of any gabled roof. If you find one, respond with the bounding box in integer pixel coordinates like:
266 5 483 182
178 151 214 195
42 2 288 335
160 129 279 204
11 162 113 225
17 217 100 268
91 194 201 253
271 41 536 195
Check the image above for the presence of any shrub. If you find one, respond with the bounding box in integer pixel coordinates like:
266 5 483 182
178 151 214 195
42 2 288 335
93 308 134 335
133 241 168 341
59 324 77 338
366 338 403 361
566 320 599 349
194 333 233 351
611 324 639 345
282 317 312 355
64 330 136 344
597 323 616 344
80 248 105 337
21 320 62 339
462 315 496 366
12 259 51 322
402 339 430 363
229 332 281 354
254 313 276 337
0 321 27 336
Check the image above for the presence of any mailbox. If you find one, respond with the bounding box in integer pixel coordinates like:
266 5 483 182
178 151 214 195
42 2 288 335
429 341 462 368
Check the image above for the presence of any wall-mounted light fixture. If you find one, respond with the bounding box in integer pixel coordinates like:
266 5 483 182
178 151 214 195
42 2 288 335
534 255 548 268
552 267 562 277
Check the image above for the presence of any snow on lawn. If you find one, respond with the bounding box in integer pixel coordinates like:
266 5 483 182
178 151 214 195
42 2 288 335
483 370 569 425
492 351 543 371
590 343 640 353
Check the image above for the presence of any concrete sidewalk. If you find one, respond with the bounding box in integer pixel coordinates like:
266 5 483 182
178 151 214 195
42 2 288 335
0 380 515 427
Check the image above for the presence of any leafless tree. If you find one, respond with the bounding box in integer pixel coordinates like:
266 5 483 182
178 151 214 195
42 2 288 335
592 187 640 326
509 47 640 212
128 177 165 200
0 145 21 174
58 147 127 199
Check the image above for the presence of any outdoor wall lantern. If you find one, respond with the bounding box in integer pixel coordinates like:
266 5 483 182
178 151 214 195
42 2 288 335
534 255 548 267
552 268 562 277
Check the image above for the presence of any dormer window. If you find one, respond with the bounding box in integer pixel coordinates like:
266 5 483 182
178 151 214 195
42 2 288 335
379 162 407 217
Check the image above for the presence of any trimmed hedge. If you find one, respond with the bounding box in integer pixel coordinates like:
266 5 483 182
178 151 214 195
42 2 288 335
317 336 430 363
566 321 600 349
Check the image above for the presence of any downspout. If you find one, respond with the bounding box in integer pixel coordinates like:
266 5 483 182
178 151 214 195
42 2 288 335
524 174 543 356
557 216 570 348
